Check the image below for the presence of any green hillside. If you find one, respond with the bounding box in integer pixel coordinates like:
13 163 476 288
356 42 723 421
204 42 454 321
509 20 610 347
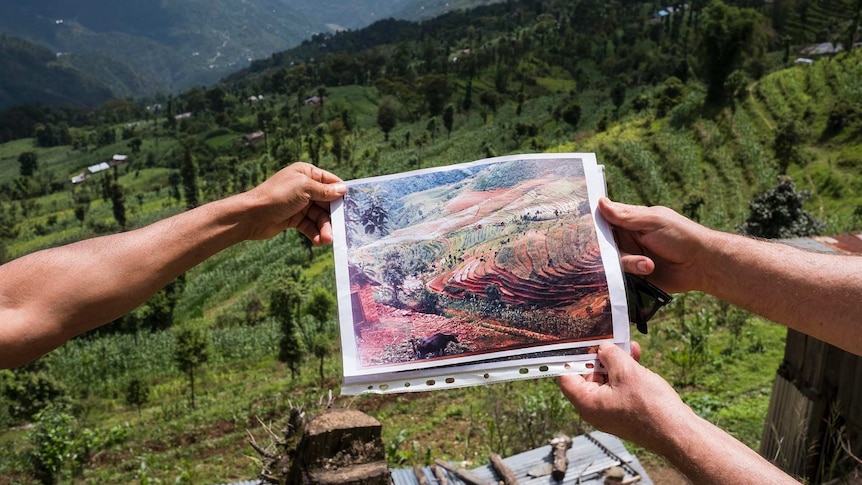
1 0 861 483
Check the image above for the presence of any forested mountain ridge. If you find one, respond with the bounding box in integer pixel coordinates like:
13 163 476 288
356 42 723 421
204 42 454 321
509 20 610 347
0 0 326 101
0 0 507 107
0 33 115 110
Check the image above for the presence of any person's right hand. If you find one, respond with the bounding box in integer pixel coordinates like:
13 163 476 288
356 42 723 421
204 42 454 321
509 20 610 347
598 198 716 294
240 162 346 245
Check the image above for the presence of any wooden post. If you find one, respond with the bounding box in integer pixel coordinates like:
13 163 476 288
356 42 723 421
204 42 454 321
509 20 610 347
549 434 573 481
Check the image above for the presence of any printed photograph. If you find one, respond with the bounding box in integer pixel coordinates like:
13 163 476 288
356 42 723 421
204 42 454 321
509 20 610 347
335 156 614 371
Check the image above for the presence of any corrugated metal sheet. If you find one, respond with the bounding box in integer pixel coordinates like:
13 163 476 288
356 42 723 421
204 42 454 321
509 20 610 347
782 234 862 255
392 431 651 485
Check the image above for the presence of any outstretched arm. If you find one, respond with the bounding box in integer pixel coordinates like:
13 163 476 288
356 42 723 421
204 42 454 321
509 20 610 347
559 344 799 484
0 162 346 368
599 198 862 356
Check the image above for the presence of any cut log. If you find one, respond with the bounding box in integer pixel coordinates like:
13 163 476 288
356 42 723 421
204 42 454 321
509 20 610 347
549 434 573 481
307 462 390 485
489 453 519 484
413 464 430 485
432 464 448 485
434 459 490 485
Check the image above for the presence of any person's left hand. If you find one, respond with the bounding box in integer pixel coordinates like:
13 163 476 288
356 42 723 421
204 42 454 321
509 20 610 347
241 162 346 244
557 342 691 452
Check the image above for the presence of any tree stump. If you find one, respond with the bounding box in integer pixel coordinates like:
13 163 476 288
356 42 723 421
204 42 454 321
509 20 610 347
290 408 389 485
251 407 390 485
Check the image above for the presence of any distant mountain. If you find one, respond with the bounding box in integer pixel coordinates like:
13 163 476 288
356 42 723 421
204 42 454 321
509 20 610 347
0 0 327 103
0 33 114 110
0 0 510 108
394 0 504 21
289 0 413 30
288 0 503 30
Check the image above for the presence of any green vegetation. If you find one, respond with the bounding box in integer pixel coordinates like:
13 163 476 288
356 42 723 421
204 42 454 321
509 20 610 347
1 0 861 482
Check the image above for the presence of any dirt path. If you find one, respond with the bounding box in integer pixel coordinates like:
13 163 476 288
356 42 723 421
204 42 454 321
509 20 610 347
355 304 547 366
748 82 775 131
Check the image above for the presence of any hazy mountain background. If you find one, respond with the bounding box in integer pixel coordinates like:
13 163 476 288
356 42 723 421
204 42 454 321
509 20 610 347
0 0 502 110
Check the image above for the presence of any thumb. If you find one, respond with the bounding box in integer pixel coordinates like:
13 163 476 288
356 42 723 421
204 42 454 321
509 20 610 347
596 343 635 376
557 372 591 403
598 198 658 233
308 180 347 202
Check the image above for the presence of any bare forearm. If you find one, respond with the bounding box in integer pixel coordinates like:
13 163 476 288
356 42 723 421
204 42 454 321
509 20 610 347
0 195 250 367
700 231 862 355
650 409 798 484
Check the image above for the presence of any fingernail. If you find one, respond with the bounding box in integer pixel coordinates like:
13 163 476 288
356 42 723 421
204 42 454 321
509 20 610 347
333 183 347 194
637 260 649 273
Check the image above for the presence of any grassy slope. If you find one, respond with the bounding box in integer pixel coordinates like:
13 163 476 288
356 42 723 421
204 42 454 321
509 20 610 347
1 49 861 482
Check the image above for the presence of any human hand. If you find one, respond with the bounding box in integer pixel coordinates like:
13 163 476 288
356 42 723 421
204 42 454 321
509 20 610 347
241 162 346 244
598 198 716 294
557 343 693 451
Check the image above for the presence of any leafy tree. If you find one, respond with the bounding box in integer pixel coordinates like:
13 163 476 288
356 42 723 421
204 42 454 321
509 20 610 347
18 151 38 177
443 105 455 138
26 404 75 485
377 96 399 141
383 251 407 306
0 202 19 240
462 77 474 112
127 138 143 154
724 69 751 102
560 102 582 128
479 91 500 116
656 76 685 117
110 182 127 230
173 325 210 409
206 86 228 113
98 127 117 146
34 123 70 148
24 402 126 484
303 286 337 384
271 283 304 379
700 0 763 104
419 74 452 117
740 176 825 238
774 118 807 174
2 362 69 423
125 378 150 417
426 116 439 141
305 286 335 325
328 118 346 164
611 83 626 114
494 67 510 94
180 138 199 209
